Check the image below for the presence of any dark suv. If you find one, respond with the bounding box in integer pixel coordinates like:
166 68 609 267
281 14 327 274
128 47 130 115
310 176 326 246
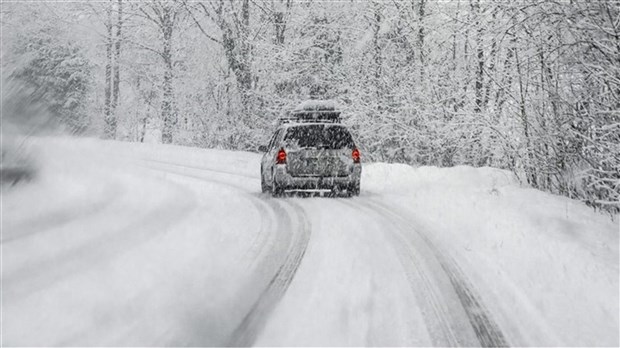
259 101 361 197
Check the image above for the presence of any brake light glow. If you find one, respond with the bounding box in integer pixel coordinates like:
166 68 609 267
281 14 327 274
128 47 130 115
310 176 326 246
277 148 287 164
352 148 360 163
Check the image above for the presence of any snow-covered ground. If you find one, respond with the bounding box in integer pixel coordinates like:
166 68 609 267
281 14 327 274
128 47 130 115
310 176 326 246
2 137 618 346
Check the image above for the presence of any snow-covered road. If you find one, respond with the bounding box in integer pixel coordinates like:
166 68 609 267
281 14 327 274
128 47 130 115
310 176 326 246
2 138 618 346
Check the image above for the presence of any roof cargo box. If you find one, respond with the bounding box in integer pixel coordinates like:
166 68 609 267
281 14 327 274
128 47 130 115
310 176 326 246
279 100 341 125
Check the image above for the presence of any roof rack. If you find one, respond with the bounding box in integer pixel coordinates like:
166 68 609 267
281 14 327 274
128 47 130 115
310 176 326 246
278 100 342 125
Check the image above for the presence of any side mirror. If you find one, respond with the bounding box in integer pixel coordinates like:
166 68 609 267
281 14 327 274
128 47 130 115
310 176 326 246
257 145 268 152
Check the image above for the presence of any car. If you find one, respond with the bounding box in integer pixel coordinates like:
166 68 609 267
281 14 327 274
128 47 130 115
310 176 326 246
259 100 361 197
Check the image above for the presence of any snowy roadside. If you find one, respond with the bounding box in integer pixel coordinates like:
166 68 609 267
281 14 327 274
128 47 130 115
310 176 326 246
2 137 265 345
364 164 619 346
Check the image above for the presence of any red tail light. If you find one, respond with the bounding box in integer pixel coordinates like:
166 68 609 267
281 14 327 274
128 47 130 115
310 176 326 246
352 148 361 163
276 148 287 164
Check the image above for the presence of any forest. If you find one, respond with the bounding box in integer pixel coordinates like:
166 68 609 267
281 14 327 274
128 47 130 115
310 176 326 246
1 0 618 214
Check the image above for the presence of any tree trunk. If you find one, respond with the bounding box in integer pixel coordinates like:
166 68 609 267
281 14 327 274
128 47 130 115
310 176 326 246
161 5 175 144
452 0 460 69
417 0 426 81
372 1 382 96
495 35 516 113
515 46 536 186
103 2 115 139
239 0 252 112
195 0 253 116
111 0 122 130
273 0 291 45
473 0 484 114
461 2 471 100
482 6 497 109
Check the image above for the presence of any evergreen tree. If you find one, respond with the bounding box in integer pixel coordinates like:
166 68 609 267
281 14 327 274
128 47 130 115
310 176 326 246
7 30 92 134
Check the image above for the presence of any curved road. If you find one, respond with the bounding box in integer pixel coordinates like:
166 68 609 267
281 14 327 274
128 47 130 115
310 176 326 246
5 139 615 346
140 158 509 346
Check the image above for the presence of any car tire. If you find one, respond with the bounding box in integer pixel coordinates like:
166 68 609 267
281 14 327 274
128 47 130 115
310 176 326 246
271 170 284 197
272 183 284 197
332 186 345 198
261 175 270 193
260 166 270 193
350 182 360 196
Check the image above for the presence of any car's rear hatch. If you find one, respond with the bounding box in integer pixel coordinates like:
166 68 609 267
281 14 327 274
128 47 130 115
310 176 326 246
287 148 352 177
283 124 355 177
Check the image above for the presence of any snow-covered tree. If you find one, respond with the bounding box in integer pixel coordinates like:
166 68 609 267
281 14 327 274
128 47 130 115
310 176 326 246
5 27 92 134
2 0 617 212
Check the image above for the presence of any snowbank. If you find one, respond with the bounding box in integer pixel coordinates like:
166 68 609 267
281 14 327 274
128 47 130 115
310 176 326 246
363 162 619 346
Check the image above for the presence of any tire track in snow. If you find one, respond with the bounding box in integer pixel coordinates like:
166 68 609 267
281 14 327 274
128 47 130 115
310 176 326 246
357 198 509 347
139 161 280 271
335 198 465 346
228 199 311 347
141 161 312 347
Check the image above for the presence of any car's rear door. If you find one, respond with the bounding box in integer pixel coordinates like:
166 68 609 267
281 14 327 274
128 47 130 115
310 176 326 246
284 125 355 177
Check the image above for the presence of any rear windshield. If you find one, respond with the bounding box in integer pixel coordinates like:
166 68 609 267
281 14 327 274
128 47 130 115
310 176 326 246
283 125 355 150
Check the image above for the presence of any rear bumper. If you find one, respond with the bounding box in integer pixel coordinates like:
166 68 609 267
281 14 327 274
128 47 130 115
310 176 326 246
273 164 361 191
